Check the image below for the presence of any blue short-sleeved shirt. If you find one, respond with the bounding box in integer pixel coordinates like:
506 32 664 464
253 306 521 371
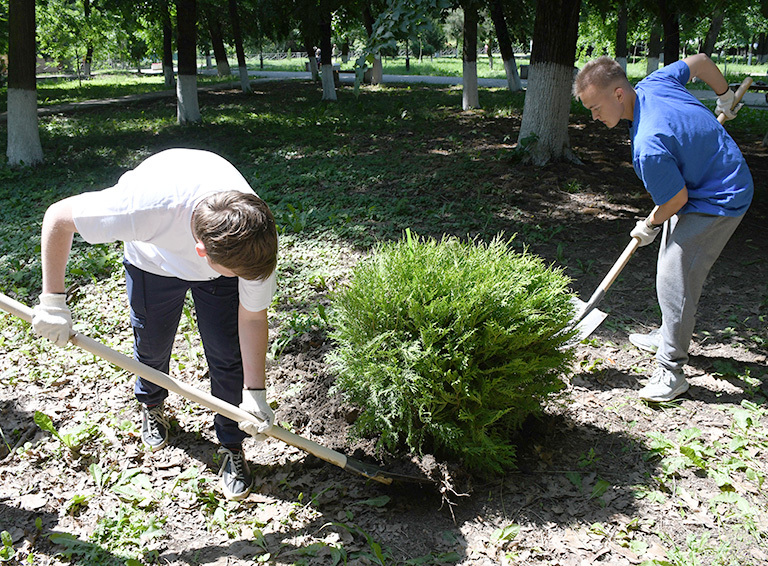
629 61 753 217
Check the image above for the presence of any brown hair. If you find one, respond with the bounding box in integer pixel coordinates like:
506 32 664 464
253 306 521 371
572 56 628 99
192 191 278 281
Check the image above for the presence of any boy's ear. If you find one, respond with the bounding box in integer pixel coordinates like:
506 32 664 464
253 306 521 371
195 241 207 258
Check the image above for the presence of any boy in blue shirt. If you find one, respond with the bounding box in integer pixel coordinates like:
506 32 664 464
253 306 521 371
573 54 753 402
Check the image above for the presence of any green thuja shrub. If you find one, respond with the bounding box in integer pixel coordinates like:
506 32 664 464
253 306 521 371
328 232 577 475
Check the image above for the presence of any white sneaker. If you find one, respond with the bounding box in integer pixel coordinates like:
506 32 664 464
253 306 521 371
638 366 689 402
629 328 661 353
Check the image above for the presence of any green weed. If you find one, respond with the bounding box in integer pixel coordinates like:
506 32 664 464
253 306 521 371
0 531 16 562
33 411 99 455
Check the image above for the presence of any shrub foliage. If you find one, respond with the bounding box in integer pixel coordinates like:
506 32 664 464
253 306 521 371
328 232 577 475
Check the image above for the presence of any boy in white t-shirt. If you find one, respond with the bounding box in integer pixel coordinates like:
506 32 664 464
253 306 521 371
32 148 278 501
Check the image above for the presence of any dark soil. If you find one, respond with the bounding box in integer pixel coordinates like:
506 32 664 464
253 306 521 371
1 83 767 566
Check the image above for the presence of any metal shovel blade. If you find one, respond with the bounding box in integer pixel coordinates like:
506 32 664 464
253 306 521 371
570 297 608 343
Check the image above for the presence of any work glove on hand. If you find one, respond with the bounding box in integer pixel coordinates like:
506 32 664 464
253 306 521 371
715 89 742 121
630 218 661 247
32 293 72 347
238 388 274 440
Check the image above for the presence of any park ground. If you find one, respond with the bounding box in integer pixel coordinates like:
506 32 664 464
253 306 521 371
0 78 767 565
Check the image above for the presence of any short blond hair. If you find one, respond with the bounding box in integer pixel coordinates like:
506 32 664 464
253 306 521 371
192 191 278 281
573 57 628 99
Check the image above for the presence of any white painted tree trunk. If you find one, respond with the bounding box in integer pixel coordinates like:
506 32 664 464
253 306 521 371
238 64 251 93
163 64 175 88
82 61 92 78
370 55 383 85
646 57 659 75
462 60 479 109
616 57 627 72
6 88 44 166
176 74 201 124
518 63 576 165
217 59 231 76
308 56 319 81
503 58 522 92
321 64 337 101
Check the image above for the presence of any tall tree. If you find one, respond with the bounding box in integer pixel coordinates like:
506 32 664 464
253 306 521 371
7 0 44 166
203 3 232 76
658 0 680 64
489 0 522 92
517 0 581 165
161 1 176 88
615 0 628 71
82 0 94 77
227 0 251 92
176 0 201 123
701 9 724 57
462 2 480 110
646 23 661 74
318 6 336 100
362 4 384 84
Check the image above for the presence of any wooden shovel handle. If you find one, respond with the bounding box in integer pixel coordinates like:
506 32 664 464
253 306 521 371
0 292 349 472
598 237 640 294
718 76 753 124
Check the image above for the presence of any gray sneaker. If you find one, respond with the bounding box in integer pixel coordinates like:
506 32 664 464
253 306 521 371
141 403 169 451
218 447 253 501
638 366 689 402
629 328 661 353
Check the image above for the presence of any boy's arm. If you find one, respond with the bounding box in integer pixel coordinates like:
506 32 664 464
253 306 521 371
238 305 274 434
41 197 78 294
238 305 269 389
32 196 80 346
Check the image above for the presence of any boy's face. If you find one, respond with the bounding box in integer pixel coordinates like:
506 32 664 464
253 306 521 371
579 83 628 129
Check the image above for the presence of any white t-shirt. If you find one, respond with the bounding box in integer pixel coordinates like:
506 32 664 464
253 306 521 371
71 148 277 312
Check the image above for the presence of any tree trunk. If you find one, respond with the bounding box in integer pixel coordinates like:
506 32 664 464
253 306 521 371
83 47 94 78
362 5 383 85
227 0 251 92
757 33 768 64
81 0 93 78
615 1 628 72
304 37 320 81
176 0 201 124
646 24 661 74
462 2 480 110
7 0 44 166
658 0 680 65
319 13 336 101
489 0 522 92
517 0 581 165
205 7 231 76
161 2 175 88
701 11 723 58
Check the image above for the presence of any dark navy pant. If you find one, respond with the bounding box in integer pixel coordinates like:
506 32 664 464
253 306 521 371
124 261 246 448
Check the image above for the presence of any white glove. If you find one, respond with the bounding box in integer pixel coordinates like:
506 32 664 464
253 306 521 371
630 218 661 247
238 389 274 439
32 294 72 347
715 89 742 121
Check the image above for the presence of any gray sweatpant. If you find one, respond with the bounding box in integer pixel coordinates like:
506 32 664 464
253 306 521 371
656 212 744 371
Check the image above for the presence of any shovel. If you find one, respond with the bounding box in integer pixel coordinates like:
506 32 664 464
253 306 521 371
0 292 432 485
571 76 753 341
570 236 640 341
